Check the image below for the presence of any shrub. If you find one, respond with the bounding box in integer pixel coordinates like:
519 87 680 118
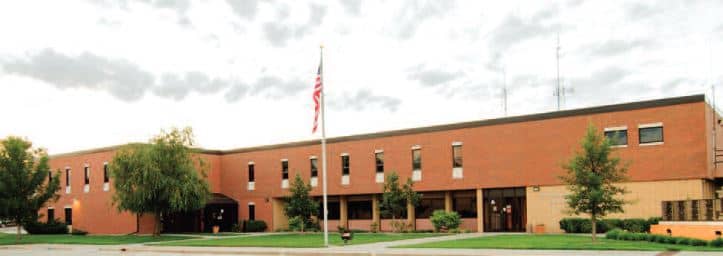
288 216 304 231
632 233 648 241
23 220 68 234
675 237 691 245
71 228 88 236
710 238 723 247
230 223 241 232
242 220 267 232
430 210 462 232
688 238 707 246
605 228 623 239
619 232 634 240
390 220 411 233
653 235 668 243
622 218 647 233
601 219 622 232
662 236 677 244
369 222 379 233
646 234 661 242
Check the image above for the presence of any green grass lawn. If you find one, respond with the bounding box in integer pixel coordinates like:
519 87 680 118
0 233 193 245
156 232 445 248
397 234 723 251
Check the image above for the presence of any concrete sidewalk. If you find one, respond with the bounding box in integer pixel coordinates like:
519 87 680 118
2 233 723 256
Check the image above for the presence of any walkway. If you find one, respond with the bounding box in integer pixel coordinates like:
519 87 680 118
2 233 722 256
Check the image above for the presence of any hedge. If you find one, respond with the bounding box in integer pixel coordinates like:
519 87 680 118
606 228 717 247
242 220 267 232
560 217 660 233
24 220 68 234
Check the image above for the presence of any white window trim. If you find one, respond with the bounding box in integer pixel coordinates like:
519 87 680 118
309 156 317 159
640 141 664 146
280 159 288 162
451 141 463 146
374 149 383 153
604 126 628 132
611 144 629 148
248 161 255 165
248 202 255 206
411 145 421 150
48 207 54 210
340 153 349 156
638 122 663 128
64 205 71 209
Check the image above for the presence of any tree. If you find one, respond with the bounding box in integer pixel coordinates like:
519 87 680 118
0 137 60 241
283 173 318 232
560 124 629 242
110 127 210 236
379 172 420 232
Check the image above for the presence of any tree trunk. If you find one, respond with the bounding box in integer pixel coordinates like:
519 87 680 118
591 214 597 242
16 223 21 242
153 213 162 237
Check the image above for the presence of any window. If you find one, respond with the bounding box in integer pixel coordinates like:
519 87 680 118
341 155 350 175
48 171 52 183
639 126 663 144
310 158 318 178
64 208 72 225
412 149 421 170
248 163 255 182
65 168 71 186
84 166 90 185
47 208 55 222
452 145 463 168
103 163 109 183
375 152 384 173
604 129 628 146
248 204 255 220
281 160 289 180
348 201 372 219
319 201 341 220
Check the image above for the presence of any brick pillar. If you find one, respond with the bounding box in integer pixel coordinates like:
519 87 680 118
445 191 453 212
476 188 484 232
407 200 416 231
340 195 348 229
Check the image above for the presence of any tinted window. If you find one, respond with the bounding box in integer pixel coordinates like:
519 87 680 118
604 130 628 146
248 205 255 220
65 168 70 186
375 152 384 173
310 159 318 177
64 208 72 225
412 149 421 170
248 164 255 182
639 126 663 144
47 208 55 222
341 155 350 175
84 166 89 185
103 164 109 183
452 145 463 168
282 161 289 180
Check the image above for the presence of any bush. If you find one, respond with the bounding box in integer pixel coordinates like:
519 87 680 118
632 233 648 241
688 238 707 246
369 222 379 233
288 216 304 231
619 232 634 240
605 228 623 239
646 234 661 242
23 220 68 234
71 228 88 236
559 218 585 233
710 238 723 247
389 220 411 233
675 237 691 245
242 220 267 232
601 219 622 232
662 236 677 244
622 218 647 233
430 210 461 232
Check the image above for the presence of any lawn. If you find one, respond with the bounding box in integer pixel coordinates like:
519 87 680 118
0 233 193 245
397 234 723 251
156 232 445 248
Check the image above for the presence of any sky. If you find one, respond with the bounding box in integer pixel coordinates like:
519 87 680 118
0 0 722 154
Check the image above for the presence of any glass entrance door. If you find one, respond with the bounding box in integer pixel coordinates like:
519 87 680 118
483 187 526 232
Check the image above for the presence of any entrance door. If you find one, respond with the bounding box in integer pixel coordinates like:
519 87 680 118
483 187 526 232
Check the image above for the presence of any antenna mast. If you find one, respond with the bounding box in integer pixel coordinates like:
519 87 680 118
503 67 507 116
556 33 561 111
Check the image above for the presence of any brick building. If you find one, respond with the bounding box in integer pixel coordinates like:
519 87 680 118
42 94 723 234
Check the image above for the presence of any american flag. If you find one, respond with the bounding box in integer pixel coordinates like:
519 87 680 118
312 59 322 133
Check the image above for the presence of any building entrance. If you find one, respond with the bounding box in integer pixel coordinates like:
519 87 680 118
483 187 526 232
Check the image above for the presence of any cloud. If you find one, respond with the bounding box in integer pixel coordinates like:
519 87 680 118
92 0 193 26
261 3 328 47
339 0 361 15
393 1 455 39
226 0 259 20
224 83 250 102
489 13 558 52
250 76 306 97
567 66 631 96
586 39 655 57
407 66 461 87
2 49 153 101
1 49 240 102
329 89 401 112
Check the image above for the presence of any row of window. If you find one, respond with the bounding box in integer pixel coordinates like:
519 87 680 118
603 123 664 147
246 144 463 183
53 163 110 191
46 208 72 225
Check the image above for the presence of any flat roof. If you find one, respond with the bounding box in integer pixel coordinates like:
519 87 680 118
50 94 705 158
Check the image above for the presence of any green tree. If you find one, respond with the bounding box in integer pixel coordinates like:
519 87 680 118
560 124 629 242
379 172 420 231
0 137 61 241
283 173 318 232
110 127 210 236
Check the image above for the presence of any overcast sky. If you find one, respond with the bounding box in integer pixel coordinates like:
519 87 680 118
1 0 722 154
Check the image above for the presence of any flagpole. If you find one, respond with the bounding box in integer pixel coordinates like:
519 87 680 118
319 44 329 247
